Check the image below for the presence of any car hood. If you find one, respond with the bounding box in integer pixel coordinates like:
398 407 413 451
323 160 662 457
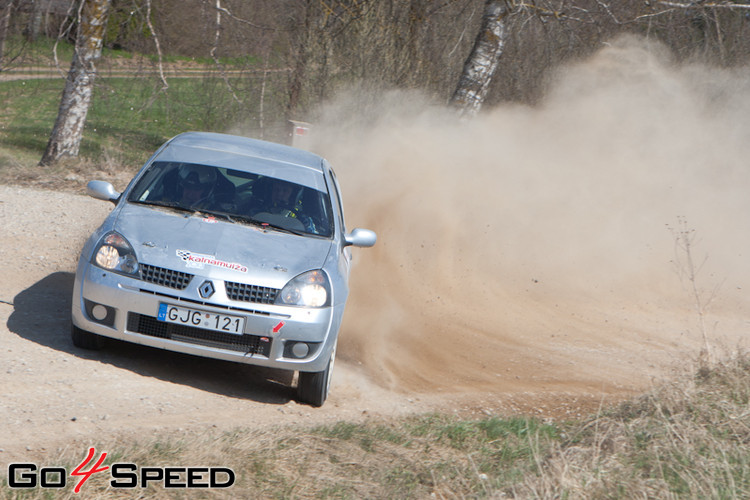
113 203 333 287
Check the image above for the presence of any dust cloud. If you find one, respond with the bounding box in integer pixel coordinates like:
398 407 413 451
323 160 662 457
312 36 750 397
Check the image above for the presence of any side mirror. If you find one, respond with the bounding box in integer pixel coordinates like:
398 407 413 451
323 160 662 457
344 228 377 248
87 180 120 204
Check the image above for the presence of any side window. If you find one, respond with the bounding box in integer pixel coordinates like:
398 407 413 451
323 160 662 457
327 168 346 235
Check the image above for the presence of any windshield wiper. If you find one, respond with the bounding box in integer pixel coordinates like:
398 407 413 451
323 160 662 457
197 210 236 224
226 214 265 227
131 201 237 223
257 221 306 236
229 214 306 236
131 199 196 214
132 200 305 235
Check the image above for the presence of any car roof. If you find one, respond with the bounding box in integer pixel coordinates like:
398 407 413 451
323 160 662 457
153 132 328 190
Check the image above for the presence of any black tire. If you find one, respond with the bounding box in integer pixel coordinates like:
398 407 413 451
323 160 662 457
71 323 103 350
297 348 335 407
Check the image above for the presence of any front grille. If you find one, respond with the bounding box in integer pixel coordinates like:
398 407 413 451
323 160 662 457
140 264 193 290
126 313 271 356
225 281 279 304
138 289 275 317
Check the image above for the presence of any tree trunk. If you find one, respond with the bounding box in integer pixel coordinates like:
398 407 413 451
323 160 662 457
39 0 110 166
449 0 511 118
286 0 313 119
0 0 13 70
25 0 43 42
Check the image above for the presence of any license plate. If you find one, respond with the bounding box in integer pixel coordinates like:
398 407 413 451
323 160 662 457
157 303 245 335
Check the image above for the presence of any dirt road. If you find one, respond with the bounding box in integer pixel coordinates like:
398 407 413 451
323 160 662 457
0 185 438 466
1 181 746 468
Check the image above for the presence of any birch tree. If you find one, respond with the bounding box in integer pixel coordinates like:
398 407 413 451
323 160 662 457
450 0 750 117
449 0 511 118
39 0 110 166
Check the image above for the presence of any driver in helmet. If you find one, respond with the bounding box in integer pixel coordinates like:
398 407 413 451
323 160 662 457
268 179 299 217
178 164 217 209
265 179 319 233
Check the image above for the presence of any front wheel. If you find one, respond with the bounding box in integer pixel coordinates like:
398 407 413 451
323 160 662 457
71 323 103 350
297 347 335 407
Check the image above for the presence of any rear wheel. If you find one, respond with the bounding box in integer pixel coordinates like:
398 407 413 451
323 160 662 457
297 347 335 407
71 323 103 350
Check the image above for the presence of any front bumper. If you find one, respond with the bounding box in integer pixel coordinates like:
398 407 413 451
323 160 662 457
71 261 341 372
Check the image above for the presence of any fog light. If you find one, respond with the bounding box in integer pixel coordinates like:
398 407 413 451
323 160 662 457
291 342 310 358
84 300 115 327
91 304 108 321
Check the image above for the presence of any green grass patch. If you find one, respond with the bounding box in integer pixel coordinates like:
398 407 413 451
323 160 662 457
0 71 290 174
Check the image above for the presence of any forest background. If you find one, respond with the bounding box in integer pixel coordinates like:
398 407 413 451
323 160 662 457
1 0 750 173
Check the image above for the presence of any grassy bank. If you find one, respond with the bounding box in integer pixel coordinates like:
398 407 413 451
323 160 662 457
2 355 750 498
0 76 285 161
0 63 290 192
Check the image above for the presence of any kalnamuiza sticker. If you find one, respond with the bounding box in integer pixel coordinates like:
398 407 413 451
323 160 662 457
176 249 248 273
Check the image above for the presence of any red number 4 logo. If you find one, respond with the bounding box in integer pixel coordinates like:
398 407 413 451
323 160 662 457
71 447 109 493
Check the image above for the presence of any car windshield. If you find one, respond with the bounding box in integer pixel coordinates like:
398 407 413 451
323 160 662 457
127 161 334 238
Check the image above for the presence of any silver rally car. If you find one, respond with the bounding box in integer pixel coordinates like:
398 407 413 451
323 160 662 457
71 131 376 406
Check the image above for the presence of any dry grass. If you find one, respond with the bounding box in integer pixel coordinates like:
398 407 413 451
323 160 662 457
520 353 750 499
3 353 750 498
0 153 136 195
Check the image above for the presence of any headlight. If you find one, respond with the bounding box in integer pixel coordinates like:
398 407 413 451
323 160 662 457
92 232 139 276
276 270 330 308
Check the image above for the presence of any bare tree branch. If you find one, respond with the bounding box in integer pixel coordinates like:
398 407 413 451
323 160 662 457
145 0 168 92
210 0 243 105
596 0 750 27
214 2 276 30
658 1 750 9
52 0 82 77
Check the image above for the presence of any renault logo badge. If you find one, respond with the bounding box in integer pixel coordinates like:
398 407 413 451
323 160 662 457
199 281 215 299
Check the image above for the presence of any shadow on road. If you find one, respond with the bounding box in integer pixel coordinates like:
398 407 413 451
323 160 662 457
7 272 295 405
